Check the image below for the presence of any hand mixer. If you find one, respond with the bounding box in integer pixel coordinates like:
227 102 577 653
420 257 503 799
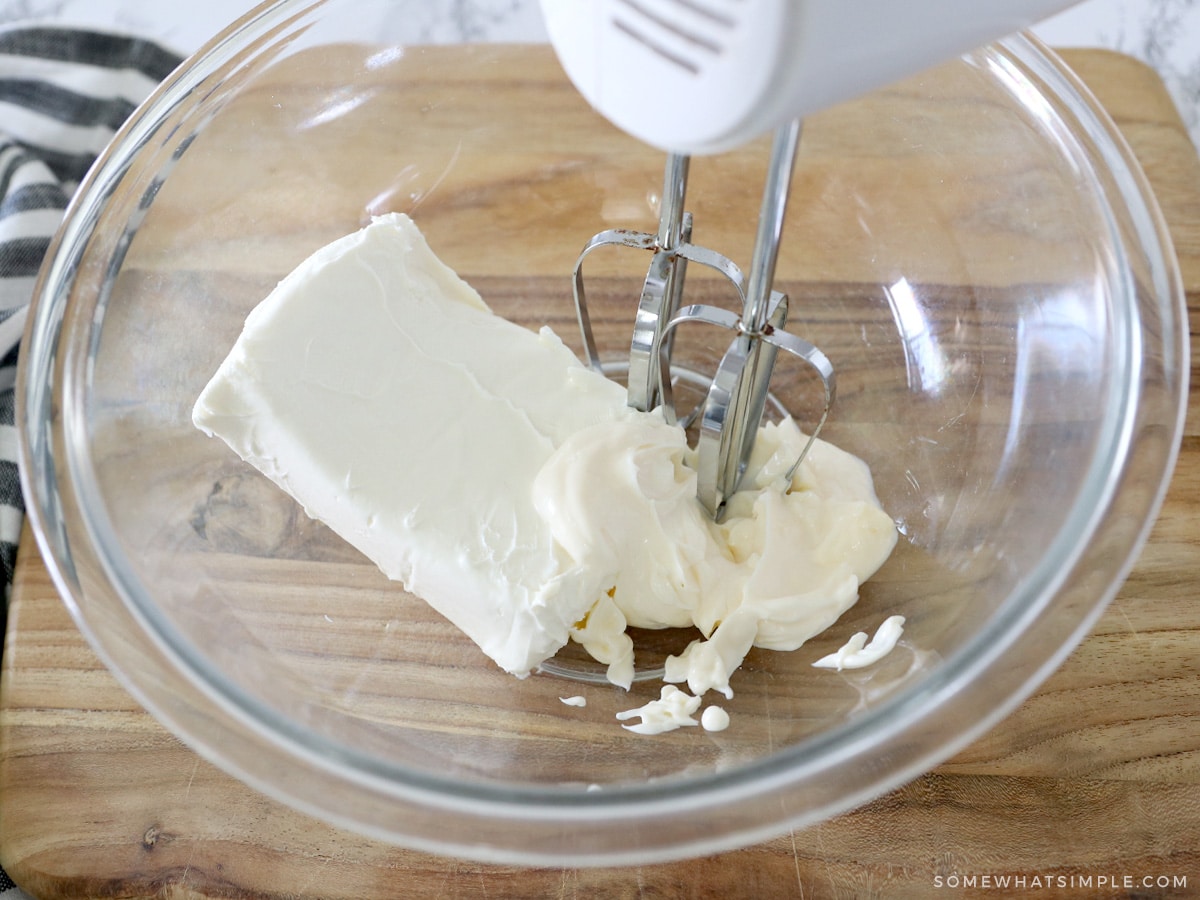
540 0 1081 520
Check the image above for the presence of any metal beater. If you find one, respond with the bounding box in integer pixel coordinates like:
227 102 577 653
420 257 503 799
570 121 834 521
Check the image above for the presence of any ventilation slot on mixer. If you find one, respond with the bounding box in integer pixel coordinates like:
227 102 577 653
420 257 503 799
611 0 736 76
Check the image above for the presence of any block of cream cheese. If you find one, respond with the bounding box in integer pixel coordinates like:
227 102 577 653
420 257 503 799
193 212 641 676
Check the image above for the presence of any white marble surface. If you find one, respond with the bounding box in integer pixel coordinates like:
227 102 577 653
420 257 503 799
0 0 1197 144
1040 0 1200 142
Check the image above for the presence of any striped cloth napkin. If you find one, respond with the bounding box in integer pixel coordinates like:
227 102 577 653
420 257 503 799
0 25 181 899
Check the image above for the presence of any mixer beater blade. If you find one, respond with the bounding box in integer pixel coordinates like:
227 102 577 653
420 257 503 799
571 121 836 520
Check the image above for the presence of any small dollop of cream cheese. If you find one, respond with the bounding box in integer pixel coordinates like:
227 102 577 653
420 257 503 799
700 706 730 732
812 615 906 671
615 686 702 735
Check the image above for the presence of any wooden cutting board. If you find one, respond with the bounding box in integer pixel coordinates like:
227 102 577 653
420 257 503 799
2 48 1199 899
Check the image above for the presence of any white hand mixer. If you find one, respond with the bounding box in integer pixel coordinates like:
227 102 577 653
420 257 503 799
540 0 1080 519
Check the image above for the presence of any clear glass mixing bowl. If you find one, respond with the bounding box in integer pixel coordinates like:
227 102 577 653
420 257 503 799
17 0 1187 865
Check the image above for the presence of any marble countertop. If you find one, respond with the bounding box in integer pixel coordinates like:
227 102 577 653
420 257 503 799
1 0 1197 146
1041 0 1200 145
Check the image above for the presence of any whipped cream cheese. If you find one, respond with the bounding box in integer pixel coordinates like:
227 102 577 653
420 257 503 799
539 415 898 699
194 213 898 711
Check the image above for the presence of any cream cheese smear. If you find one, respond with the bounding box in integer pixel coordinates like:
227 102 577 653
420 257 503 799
194 213 898 723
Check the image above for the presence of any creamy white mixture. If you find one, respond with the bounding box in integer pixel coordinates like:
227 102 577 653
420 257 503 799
194 213 899 727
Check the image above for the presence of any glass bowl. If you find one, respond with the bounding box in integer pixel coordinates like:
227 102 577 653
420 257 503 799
17 0 1187 865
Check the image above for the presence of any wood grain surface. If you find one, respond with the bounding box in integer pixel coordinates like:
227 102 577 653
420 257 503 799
1 47 1199 899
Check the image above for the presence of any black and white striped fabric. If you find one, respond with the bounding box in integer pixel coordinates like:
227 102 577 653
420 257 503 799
0 27 181 899
0 26 180 593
